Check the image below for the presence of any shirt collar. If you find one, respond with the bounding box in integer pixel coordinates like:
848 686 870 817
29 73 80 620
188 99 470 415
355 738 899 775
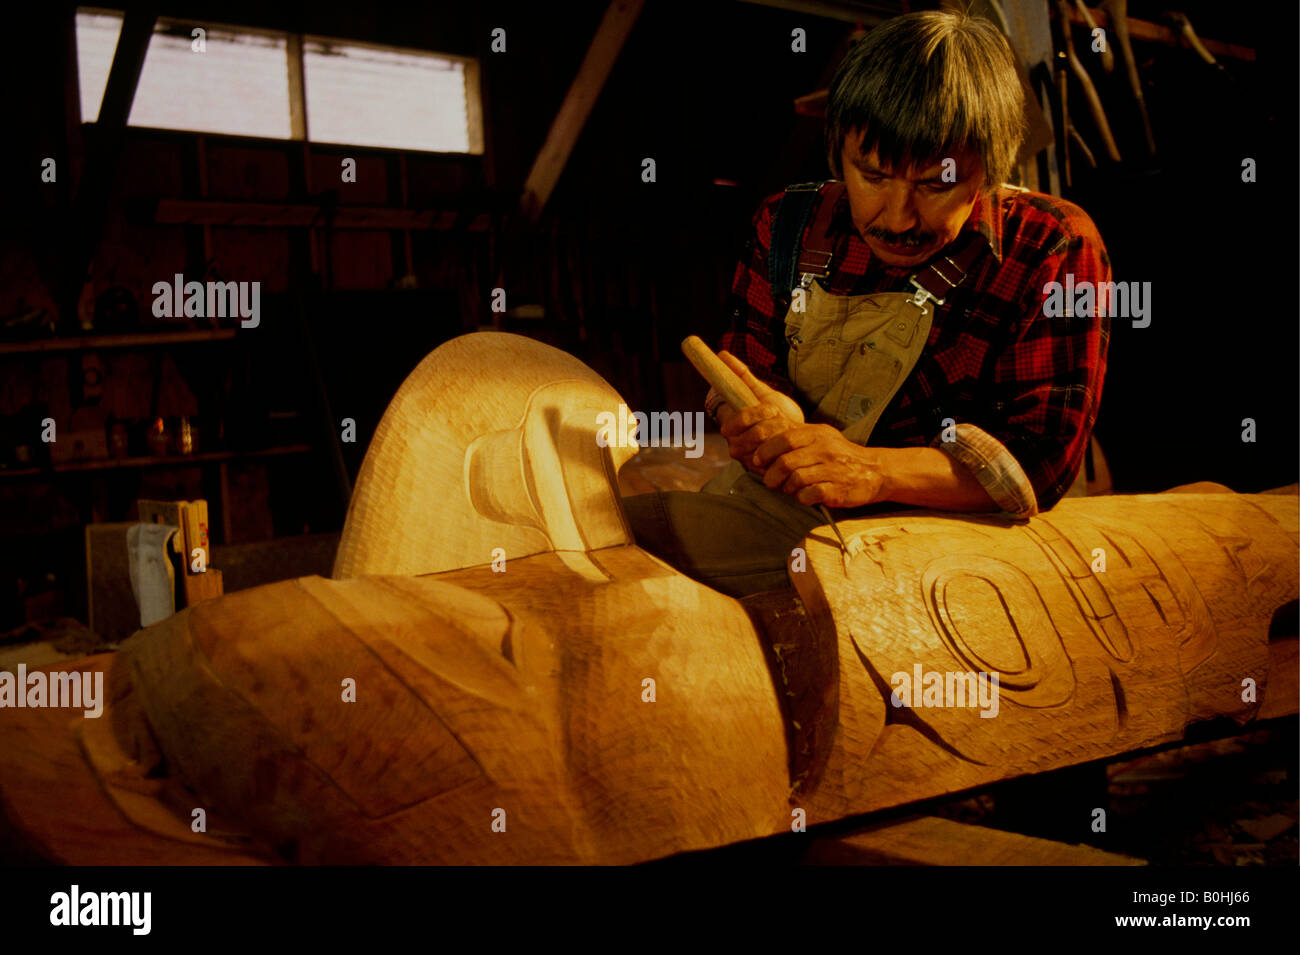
963 186 1004 264
827 182 1005 265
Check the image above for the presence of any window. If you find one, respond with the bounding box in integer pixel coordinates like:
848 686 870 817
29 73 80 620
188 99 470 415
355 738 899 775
74 8 483 154
75 10 125 123
303 41 474 152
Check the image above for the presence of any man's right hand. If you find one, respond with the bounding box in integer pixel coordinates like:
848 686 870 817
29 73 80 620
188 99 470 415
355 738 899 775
712 351 805 474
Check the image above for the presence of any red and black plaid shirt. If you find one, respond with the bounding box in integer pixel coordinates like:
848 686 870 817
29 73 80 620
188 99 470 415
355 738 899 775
720 182 1111 510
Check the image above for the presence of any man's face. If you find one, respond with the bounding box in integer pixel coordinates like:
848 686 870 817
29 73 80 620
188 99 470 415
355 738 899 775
840 131 984 268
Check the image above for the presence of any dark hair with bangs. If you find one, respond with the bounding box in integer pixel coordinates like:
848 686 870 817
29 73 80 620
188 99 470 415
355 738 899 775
824 11 1025 187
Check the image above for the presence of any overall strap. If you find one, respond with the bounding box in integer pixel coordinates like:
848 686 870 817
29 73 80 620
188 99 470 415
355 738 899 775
768 181 842 302
906 230 987 311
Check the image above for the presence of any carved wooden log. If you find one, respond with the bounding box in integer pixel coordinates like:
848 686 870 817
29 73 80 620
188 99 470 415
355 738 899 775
791 494 1297 821
0 333 1295 864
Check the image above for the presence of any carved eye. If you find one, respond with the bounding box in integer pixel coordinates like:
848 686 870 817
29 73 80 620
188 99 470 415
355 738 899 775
921 555 1077 708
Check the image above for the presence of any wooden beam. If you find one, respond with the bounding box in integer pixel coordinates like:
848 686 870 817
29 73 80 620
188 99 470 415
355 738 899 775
93 10 155 133
64 8 157 329
286 34 308 141
738 0 893 25
519 0 645 221
1067 5 1255 62
0 329 235 355
804 815 1147 865
59 6 84 196
463 58 485 156
793 89 828 116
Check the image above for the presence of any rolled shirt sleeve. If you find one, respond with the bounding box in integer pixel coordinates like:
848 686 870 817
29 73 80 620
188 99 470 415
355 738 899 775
931 422 1040 518
955 219 1110 512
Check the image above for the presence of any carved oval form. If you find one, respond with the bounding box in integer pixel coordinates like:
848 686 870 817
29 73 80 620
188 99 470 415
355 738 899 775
942 574 1035 675
922 555 1076 709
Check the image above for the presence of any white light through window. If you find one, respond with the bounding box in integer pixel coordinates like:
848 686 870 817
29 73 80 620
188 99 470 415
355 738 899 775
303 41 470 152
75 10 480 154
129 24 291 138
75 10 290 137
76 10 123 122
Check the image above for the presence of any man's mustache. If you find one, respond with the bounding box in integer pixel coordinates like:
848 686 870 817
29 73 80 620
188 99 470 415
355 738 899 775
866 228 935 248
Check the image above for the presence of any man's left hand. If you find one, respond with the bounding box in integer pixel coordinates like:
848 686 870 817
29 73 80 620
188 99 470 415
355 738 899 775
754 424 888 509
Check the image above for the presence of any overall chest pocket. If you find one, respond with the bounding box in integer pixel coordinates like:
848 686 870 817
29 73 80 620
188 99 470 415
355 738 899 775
833 342 904 424
785 332 854 408
784 295 897 410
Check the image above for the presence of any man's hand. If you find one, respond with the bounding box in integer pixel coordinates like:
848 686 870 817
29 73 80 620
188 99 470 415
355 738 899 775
707 351 996 514
712 351 804 474
755 424 888 509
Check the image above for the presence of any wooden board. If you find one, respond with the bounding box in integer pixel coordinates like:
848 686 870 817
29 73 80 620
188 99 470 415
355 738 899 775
181 567 223 606
138 498 210 572
86 522 139 644
804 815 1146 866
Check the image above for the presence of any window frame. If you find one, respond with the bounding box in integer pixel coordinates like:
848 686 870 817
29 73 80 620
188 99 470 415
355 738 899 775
75 7 485 156
297 33 484 155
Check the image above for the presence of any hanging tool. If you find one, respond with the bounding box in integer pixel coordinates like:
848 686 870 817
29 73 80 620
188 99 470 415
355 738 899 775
1068 125 1098 169
1050 9 1099 186
1053 50 1074 188
1165 11 1227 73
1100 0 1157 157
680 335 851 561
1054 0 1122 162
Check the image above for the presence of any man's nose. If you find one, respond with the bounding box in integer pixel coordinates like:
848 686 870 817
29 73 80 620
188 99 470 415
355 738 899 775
878 183 918 234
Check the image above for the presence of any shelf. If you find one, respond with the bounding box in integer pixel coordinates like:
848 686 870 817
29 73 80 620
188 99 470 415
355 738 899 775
153 198 491 231
0 444 312 478
0 329 237 355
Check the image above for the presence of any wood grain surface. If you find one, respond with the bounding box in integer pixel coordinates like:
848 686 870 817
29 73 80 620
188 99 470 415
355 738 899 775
792 493 1298 822
1 333 1295 865
333 332 640 579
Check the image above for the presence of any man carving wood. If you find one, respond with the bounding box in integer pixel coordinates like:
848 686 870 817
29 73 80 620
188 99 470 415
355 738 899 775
625 11 1111 596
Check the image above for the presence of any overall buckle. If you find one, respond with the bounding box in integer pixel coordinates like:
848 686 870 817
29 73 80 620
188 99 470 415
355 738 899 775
908 253 967 311
908 277 945 311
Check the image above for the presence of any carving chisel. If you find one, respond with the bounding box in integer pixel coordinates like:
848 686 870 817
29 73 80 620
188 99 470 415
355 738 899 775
680 335 850 557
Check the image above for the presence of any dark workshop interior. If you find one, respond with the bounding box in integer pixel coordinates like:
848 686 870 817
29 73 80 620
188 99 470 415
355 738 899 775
0 0 1295 872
